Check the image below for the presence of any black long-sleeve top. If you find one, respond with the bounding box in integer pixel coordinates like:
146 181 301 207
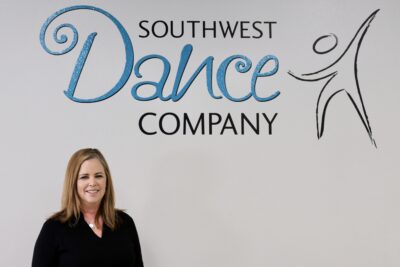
32 211 144 267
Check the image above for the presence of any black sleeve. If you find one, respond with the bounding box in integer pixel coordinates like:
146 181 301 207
32 219 59 267
125 214 144 267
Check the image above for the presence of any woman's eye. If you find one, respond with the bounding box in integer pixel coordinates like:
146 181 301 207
79 176 88 180
96 175 103 178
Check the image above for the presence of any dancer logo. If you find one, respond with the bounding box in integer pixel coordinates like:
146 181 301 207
288 10 379 147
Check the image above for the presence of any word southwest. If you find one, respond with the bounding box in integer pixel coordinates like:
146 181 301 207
139 20 277 39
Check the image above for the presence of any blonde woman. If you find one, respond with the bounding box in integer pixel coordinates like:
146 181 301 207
32 148 143 267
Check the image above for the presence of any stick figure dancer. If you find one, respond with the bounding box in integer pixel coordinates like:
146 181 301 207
288 9 379 147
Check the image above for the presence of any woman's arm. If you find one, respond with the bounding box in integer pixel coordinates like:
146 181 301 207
32 220 58 267
126 214 144 267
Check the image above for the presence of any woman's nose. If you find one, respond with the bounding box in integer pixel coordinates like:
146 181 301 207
88 176 97 186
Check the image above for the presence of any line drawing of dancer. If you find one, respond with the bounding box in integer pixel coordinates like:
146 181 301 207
288 9 379 147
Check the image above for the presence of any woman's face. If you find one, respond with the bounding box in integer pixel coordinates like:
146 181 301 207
77 158 107 209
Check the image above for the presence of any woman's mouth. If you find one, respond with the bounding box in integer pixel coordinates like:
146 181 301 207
85 189 100 194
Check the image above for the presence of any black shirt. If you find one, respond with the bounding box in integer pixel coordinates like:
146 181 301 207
32 211 144 267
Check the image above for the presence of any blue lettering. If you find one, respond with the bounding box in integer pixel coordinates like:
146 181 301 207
251 55 280 101
40 5 134 103
217 55 252 102
40 6 281 104
132 55 171 101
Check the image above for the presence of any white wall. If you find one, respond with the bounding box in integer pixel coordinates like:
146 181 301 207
1 0 399 266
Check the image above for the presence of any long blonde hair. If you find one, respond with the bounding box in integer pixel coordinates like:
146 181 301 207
51 148 119 230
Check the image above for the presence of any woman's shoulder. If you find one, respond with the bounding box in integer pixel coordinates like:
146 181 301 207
116 209 140 228
40 217 71 233
42 217 64 228
35 217 68 243
116 209 134 222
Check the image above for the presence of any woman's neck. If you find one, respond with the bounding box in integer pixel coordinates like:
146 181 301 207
82 206 103 234
81 205 100 220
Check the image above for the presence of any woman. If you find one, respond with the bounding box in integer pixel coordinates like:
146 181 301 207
32 148 144 267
